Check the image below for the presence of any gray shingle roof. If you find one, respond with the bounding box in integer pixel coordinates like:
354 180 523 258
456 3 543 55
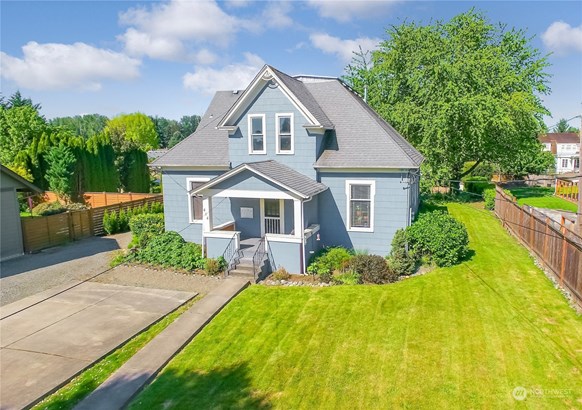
304 80 424 169
152 66 422 170
150 91 241 167
268 66 334 129
192 160 328 199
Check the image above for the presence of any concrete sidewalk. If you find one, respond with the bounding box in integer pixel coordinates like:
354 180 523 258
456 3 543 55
75 277 249 410
0 282 195 410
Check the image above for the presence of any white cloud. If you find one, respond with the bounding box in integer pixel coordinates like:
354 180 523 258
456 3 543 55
225 0 251 8
262 2 293 29
0 41 140 91
310 33 380 63
183 52 264 94
118 0 253 61
307 0 398 22
541 21 582 55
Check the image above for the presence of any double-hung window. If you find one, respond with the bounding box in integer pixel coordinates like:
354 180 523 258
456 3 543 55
276 113 294 154
562 159 569 168
248 114 266 154
346 180 375 232
187 178 209 223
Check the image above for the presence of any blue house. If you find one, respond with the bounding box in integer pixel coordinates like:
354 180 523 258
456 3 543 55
152 65 423 275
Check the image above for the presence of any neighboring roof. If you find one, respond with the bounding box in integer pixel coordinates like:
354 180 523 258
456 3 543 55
191 160 328 199
150 91 242 167
539 133 580 144
0 165 42 192
304 80 424 169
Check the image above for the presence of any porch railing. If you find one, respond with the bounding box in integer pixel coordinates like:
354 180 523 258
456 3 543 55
221 233 241 276
264 217 281 234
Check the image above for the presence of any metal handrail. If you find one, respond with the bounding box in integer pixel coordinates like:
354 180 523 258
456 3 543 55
252 236 276 281
252 236 266 280
221 233 240 276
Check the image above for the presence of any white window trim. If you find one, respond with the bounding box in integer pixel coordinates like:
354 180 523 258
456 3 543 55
187 177 210 223
275 113 294 155
345 180 375 233
248 114 266 155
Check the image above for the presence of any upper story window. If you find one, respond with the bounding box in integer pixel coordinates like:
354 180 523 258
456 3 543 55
248 114 266 154
345 180 375 232
276 113 294 154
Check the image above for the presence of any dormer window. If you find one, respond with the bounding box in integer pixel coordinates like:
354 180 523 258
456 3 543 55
248 114 266 154
276 113 294 154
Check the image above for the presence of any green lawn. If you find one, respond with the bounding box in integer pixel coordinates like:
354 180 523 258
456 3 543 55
508 186 578 212
130 203 582 409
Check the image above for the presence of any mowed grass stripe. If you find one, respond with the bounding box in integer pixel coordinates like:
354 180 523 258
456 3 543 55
130 203 582 409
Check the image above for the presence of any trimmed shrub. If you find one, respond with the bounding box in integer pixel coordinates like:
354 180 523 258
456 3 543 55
388 229 416 276
334 271 362 285
102 201 164 235
129 213 165 247
271 267 291 281
349 254 398 284
204 257 226 276
307 246 354 276
136 231 203 271
483 188 496 210
32 201 66 216
406 211 469 267
463 177 494 195
103 209 119 235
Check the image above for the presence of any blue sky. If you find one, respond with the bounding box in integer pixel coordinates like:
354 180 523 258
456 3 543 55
1 1 581 128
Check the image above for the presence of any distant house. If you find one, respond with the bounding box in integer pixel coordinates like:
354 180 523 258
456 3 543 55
152 65 423 275
539 133 580 174
0 165 42 261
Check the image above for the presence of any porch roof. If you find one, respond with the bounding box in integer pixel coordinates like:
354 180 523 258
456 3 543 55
190 160 328 199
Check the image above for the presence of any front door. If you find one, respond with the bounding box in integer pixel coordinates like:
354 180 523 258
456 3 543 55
263 199 281 234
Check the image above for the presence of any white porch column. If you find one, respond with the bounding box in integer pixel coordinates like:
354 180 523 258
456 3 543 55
203 197 213 233
293 199 302 239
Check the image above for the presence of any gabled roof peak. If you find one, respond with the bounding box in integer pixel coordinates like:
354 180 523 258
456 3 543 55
217 65 333 130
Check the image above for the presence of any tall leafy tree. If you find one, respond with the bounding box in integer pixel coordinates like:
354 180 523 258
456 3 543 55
44 144 76 201
104 113 158 192
343 9 551 185
50 114 109 139
179 115 201 139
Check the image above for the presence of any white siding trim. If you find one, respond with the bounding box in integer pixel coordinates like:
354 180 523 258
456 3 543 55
208 189 295 200
345 179 376 233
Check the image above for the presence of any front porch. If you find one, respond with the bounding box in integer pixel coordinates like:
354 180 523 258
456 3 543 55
191 161 327 276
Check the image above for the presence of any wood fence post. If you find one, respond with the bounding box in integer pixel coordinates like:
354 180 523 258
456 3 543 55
529 208 534 248
543 217 550 261
559 222 567 286
67 212 74 242
88 209 95 236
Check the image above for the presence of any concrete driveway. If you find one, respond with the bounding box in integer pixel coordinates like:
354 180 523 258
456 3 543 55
0 281 195 410
1 232 132 306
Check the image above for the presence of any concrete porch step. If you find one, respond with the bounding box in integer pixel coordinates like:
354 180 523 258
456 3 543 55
229 269 256 278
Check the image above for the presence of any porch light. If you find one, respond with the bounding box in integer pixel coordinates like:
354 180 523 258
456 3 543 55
316 233 320 241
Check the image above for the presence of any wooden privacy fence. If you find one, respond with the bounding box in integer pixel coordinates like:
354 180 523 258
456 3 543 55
42 191 160 208
555 178 579 203
494 187 582 308
21 195 163 252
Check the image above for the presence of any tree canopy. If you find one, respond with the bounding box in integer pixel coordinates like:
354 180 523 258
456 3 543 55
343 9 551 185
553 118 579 133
